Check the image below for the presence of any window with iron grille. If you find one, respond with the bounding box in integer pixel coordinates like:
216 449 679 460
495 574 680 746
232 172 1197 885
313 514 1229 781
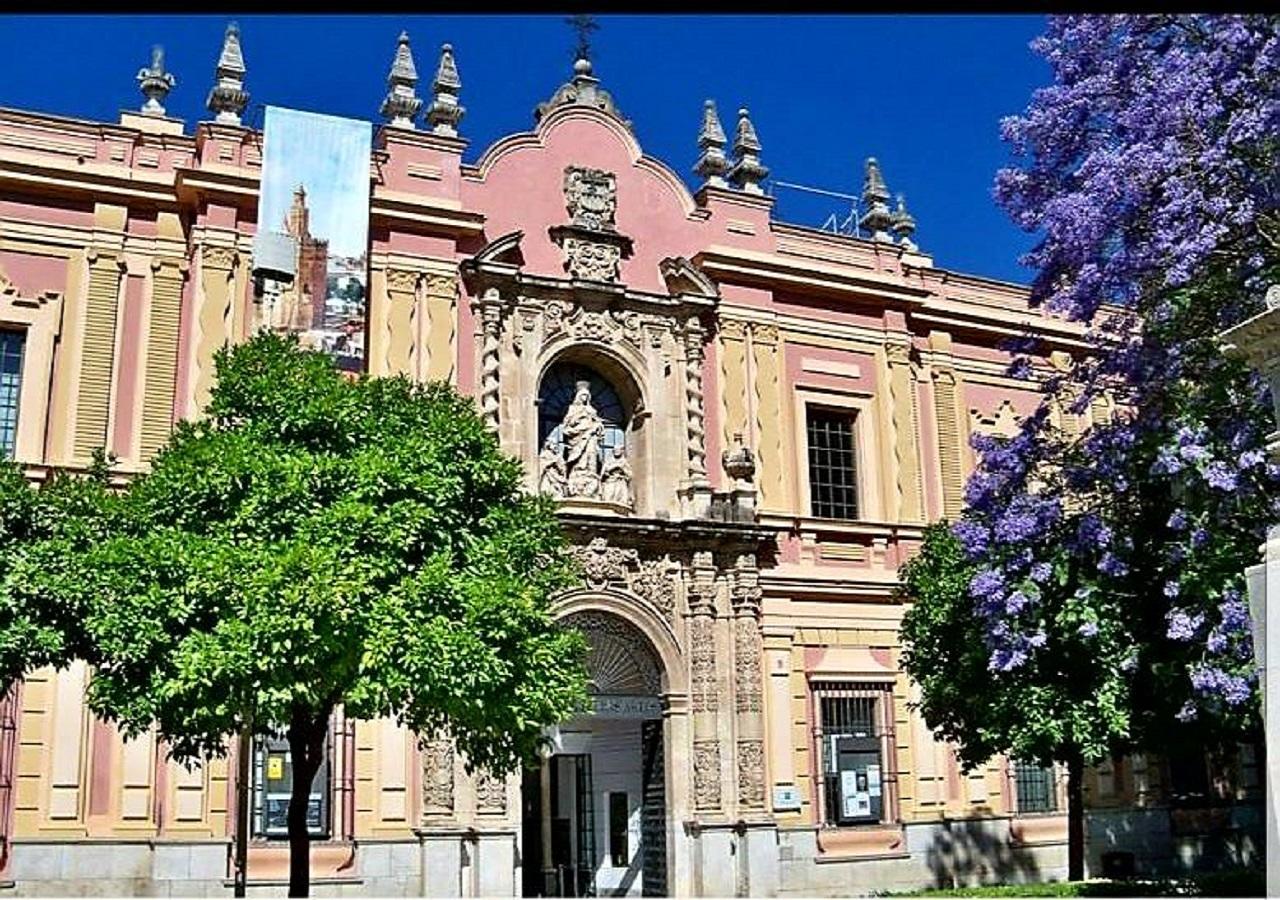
0 330 24 459
251 729 332 839
812 681 895 826
806 407 859 520
1013 760 1057 813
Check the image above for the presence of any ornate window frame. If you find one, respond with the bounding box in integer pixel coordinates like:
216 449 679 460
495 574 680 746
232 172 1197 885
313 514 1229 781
792 386 884 523
0 273 62 465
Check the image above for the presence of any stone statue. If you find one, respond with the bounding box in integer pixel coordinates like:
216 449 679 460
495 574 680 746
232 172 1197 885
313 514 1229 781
562 382 604 498
600 444 633 506
538 436 567 499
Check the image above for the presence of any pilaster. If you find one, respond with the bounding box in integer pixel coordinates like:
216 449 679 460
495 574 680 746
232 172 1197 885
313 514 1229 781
139 256 186 460
730 553 766 817
188 240 241 418
750 323 786 512
687 550 722 816
885 338 925 522
928 330 966 520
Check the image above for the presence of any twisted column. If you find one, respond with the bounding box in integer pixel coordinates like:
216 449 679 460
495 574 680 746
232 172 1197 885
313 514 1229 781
684 316 708 481
478 288 502 430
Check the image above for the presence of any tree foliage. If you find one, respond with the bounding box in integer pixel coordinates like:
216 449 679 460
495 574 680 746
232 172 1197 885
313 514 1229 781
40 332 588 895
900 16 1277 880
0 451 116 690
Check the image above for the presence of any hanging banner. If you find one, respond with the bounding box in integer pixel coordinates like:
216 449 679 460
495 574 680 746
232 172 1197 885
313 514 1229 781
254 106 371 373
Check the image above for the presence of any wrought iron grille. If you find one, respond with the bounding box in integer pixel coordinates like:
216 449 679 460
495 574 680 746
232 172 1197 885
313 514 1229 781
811 681 896 826
0 330 25 459
1013 760 1057 813
806 408 859 520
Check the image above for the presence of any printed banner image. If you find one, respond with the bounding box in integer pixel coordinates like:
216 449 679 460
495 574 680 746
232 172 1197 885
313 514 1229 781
254 106 372 373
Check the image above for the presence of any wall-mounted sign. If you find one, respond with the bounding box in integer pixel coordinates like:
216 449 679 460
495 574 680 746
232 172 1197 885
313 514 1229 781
772 784 802 811
590 694 663 720
255 106 372 374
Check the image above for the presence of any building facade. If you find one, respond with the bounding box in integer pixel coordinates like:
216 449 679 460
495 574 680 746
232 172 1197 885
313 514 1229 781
0 24 1263 898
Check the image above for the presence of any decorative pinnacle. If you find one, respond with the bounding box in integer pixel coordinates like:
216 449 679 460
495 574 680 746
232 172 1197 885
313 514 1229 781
426 43 465 137
858 157 894 241
380 31 423 129
891 193 918 251
728 107 768 195
137 45 176 117
206 21 249 126
693 99 729 188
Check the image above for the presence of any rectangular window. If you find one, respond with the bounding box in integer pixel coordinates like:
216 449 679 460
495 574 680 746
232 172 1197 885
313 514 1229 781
252 733 331 839
806 407 859 520
608 791 628 867
1013 760 1057 813
0 330 25 459
812 681 895 826
1167 746 1210 806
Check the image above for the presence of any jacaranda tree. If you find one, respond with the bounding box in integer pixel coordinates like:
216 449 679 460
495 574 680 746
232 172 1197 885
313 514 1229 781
901 15 1278 881
46 333 589 897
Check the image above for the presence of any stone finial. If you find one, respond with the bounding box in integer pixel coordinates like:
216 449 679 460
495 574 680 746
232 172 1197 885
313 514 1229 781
693 100 729 188
722 432 756 485
728 107 768 195
426 43 465 137
136 45 176 117
206 21 249 126
891 193 918 251
535 52 629 129
859 157 894 241
380 31 423 129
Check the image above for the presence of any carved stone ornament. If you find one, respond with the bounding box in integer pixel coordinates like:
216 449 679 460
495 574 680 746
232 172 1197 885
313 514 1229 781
734 616 763 714
630 557 678 619
475 767 507 813
422 738 455 813
201 246 238 270
689 615 718 714
564 166 618 231
722 432 756 485
693 740 722 811
569 537 640 588
564 611 663 696
550 166 633 282
562 237 622 282
736 739 765 809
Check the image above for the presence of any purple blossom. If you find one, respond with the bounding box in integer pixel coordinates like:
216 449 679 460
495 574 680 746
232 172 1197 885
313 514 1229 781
1219 598 1251 634
1166 509 1188 531
1175 701 1198 722
1203 461 1239 492
1030 561 1053 583
1098 552 1128 577
970 569 1006 601
1166 609 1205 642
952 520 991 559
1163 580 1180 598
1190 528 1210 550
1078 621 1099 637
1238 449 1265 469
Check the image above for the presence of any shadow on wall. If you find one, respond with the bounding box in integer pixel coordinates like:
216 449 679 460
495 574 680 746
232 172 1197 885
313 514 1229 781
925 819 1043 889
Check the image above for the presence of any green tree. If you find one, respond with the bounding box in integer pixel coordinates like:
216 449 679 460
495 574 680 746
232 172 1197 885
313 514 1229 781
55 333 588 897
0 451 116 690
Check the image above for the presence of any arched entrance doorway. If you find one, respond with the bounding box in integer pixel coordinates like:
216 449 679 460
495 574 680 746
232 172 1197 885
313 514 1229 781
521 611 668 898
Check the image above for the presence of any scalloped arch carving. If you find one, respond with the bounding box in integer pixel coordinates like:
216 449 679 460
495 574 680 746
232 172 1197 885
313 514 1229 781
564 610 663 697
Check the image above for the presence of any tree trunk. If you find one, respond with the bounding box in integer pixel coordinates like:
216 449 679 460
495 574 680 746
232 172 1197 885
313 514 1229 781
1067 750 1086 882
287 713 328 898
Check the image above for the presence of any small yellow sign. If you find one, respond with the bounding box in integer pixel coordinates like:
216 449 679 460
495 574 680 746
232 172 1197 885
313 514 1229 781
267 755 284 780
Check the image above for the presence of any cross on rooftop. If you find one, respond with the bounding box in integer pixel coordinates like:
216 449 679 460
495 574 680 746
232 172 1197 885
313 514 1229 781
566 14 599 62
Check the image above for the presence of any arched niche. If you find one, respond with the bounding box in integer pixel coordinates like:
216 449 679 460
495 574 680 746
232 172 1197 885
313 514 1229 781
555 592 686 698
534 343 652 516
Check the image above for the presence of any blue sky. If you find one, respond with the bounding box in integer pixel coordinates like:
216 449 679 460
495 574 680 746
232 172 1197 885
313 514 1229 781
260 107 371 259
0 15 1050 284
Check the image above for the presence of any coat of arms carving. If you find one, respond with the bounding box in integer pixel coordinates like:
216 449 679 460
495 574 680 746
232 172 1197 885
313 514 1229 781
564 166 618 232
